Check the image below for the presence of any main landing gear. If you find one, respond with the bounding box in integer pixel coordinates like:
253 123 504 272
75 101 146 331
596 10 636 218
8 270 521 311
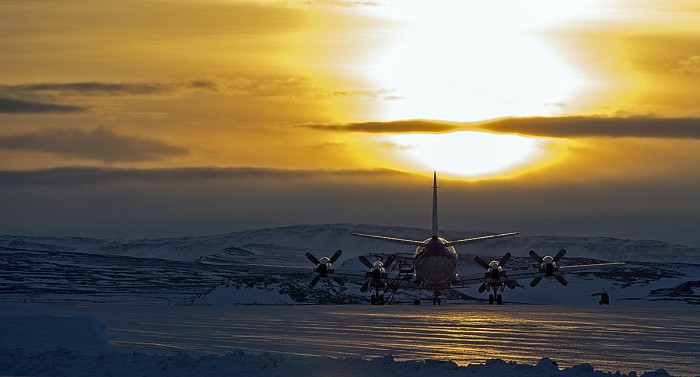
488 293 503 305
370 293 385 305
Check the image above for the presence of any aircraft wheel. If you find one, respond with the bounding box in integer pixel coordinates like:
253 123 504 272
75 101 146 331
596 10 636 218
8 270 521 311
437 297 441 305
379 294 385 305
488 294 494 305
496 294 503 305
413 299 421 305
370 295 376 305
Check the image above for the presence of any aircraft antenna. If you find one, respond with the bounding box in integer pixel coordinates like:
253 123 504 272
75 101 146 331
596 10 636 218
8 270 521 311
432 172 439 236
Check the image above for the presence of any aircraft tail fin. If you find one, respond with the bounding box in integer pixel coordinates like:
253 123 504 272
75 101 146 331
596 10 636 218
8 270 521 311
432 172 438 237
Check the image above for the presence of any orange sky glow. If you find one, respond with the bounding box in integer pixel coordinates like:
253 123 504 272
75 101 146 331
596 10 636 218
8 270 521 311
1 0 699 243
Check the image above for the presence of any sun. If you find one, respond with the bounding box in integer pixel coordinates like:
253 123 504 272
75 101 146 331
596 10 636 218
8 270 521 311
358 1 596 121
369 131 565 179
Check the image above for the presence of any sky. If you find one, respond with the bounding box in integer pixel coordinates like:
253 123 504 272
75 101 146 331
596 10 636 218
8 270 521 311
1 0 699 246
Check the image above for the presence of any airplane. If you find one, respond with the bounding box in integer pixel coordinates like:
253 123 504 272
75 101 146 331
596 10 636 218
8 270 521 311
304 173 624 305
350 172 519 305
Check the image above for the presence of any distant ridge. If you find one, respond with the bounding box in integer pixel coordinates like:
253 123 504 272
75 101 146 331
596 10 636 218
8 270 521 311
2 223 699 263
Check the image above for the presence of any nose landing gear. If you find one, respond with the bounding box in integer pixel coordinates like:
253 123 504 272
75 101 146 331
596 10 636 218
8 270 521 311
488 294 503 305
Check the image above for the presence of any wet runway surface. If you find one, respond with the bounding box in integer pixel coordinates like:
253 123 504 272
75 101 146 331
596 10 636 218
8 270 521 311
3 303 699 376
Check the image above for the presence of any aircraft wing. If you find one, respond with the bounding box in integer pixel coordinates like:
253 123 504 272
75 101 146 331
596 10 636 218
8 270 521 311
351 232 425 246
453 268 541 286
559 261 625 271
445 232 519 246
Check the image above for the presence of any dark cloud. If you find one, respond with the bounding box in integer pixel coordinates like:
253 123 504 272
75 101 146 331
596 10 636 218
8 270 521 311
0 126 188 162
301 120 461 133
1 77 329 101
478 116 700 139
0 166 405 187
1 81 202 97
0 97 86 114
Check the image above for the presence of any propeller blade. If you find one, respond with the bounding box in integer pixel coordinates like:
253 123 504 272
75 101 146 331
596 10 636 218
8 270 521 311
309 276 321 288
329 250 343 264
498 253 511 267
530 276 543 287
529 250 544 264
305 252 320 265
360 282 369 292
478 283 488 293
555 274 568 286
333 277 345 286
474 256 490 269
553 249 567 263
383 254 396 269
358 255 374 269
505 280 516 289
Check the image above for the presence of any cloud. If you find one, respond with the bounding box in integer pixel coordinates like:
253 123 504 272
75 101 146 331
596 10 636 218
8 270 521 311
478 116 700 139
0 77 335 101
1 166 699 247
0 97 86 114
0 126 188 163
672 55 700 75
1 81 217 97
0 166 405 187
301 120 461 133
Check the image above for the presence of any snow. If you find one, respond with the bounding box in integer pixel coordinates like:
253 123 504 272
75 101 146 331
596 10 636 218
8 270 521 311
3 223 699 263
0 314 109 355
0 314 680 377
195 279 296 305
2 224 700 376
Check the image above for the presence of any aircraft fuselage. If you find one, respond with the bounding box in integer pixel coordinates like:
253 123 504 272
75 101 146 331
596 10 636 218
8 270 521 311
414 235 458 289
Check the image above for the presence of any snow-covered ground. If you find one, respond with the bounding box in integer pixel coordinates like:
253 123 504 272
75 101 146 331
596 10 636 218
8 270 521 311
1 224 700 376
0 304 697 377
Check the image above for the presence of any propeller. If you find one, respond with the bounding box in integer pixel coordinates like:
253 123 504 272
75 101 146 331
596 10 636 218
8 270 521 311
474 256 490 269
498 252 511 267
359 254 396 271
475 252 512 269
529 249 568 287
309 276 322 288
475 253 511 280
529 250 544 264
553 249 566 263
359 255 374 269
305 253 320 265
306 250 343 288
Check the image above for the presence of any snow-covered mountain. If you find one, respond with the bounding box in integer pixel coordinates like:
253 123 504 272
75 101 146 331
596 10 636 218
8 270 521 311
1 224 699 306
2 223 699 263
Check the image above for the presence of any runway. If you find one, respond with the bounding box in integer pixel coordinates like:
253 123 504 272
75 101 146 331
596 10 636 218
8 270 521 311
2 303 698 376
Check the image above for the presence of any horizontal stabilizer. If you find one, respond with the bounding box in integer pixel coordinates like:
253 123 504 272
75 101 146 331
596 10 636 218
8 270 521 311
446 232 519 246
351 232 425 246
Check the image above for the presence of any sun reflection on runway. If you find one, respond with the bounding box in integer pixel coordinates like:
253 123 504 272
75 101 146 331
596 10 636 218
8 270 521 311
8 303 698 376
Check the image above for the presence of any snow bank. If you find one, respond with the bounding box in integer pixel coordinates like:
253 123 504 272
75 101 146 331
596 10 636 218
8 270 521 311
0 314 109 355
0 350 680 377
